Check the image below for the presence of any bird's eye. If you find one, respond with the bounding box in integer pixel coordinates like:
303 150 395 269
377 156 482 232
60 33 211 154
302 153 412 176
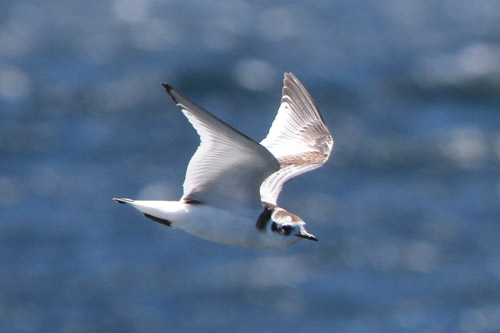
271 222 293 236
281 225 293 235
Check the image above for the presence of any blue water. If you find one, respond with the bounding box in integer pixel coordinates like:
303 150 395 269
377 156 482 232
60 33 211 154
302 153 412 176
1 0 500 331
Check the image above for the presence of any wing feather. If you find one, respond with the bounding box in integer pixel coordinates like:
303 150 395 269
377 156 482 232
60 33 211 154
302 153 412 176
259 73 333 205
163 84 280 210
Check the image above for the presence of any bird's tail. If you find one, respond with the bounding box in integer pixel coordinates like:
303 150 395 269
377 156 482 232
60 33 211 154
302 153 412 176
113 198 185 227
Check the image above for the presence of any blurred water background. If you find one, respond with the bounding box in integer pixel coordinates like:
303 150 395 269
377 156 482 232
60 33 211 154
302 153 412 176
1 0 500 332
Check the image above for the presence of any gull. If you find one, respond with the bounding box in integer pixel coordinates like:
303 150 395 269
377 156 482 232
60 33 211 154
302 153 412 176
113 73 333 248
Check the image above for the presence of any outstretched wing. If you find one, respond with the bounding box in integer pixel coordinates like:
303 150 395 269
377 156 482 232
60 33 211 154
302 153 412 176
259 73 333 205
163 84 280 210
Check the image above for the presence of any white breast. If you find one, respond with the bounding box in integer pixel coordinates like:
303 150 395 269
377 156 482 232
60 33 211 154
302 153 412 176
177 204 299 248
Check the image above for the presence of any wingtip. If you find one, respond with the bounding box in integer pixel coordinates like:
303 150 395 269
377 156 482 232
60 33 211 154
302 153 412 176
283 73 301 90
161 82 171 91
113 198 133 204
161 82 180 104
284 72 296 80
162 82 174 97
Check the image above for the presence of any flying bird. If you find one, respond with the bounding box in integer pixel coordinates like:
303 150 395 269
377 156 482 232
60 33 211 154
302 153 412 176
114 73 333 248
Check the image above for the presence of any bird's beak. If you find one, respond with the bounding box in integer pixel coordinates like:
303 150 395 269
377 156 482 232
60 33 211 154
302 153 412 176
297 228 318 241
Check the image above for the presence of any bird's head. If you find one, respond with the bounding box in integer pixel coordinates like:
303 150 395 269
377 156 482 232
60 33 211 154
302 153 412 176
270 207 318 242
271 221 317 241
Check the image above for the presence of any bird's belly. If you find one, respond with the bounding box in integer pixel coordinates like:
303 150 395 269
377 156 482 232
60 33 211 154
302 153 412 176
175 205 278 248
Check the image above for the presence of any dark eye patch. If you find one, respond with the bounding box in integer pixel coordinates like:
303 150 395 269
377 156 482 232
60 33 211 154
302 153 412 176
271 222 293 236
282 225 293 235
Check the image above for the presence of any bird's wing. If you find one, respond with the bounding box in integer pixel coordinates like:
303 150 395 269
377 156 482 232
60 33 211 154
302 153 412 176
259 73 333 205
163 84 280 210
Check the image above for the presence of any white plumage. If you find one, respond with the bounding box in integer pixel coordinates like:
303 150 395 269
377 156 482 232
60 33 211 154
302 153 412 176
114 73 333 248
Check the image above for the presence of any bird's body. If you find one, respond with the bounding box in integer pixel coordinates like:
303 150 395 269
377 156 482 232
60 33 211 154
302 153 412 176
114 73 333 248
116 199 299 248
